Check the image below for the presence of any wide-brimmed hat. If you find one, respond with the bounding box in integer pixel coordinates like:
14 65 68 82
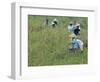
69 33 76 38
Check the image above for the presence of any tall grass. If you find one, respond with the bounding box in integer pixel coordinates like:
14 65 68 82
28 15 88 66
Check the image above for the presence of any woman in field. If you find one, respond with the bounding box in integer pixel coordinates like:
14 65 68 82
68 36 84 53
73 21 80 35
67 21 80 35
51 18 58 27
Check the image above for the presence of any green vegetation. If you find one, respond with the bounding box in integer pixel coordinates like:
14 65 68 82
28 15 88 66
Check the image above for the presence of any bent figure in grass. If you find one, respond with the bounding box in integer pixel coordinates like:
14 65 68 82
51 18 58 27
68 37 84 53
67 21 81 36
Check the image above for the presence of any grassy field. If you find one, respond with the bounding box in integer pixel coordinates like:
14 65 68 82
28 15 88 66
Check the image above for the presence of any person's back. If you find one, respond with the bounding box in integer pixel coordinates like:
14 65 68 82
72 38 79 49
72 38 83 51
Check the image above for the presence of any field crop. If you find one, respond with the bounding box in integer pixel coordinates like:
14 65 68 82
28 15 88 66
